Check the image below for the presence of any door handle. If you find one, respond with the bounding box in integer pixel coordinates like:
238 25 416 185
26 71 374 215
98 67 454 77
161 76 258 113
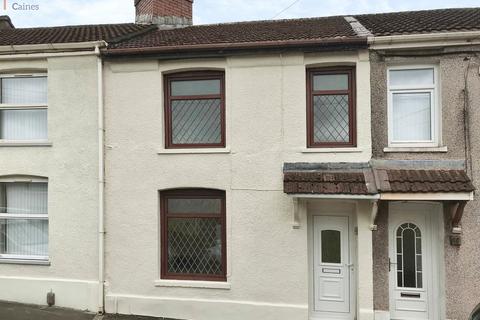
345 263 354 268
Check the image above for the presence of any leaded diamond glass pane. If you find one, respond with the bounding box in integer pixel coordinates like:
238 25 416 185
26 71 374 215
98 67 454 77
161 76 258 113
171 99 221 145
167 218 222 275
313 95 350 143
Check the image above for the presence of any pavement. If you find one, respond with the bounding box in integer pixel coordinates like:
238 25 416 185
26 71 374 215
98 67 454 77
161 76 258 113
0 301 94 320
0 301 175 320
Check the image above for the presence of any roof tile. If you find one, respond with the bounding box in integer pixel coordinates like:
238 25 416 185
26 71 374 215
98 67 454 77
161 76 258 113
107 16 364 54
284 166 474 195
355 8 480 36
0 23 153 46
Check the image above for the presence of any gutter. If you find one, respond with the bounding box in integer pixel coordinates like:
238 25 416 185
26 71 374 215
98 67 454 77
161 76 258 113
95 44 106 314
0 41 108 59
290 194 380 200
368 30 480 50
103 37 367 57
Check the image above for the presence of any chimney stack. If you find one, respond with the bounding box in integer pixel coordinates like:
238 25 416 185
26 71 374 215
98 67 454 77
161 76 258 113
134 0 193 28
0 16 14 29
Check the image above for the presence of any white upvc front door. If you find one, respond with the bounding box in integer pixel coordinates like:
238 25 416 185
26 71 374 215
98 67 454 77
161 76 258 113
312 215 354 320
388 202 443 320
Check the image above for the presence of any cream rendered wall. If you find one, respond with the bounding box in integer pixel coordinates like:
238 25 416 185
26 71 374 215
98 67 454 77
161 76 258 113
0 56 100 311
103 50 371 319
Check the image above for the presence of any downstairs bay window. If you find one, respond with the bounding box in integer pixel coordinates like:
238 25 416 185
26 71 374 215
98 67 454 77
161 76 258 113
0 179 48 263
0 74 48 143
160 189 226 281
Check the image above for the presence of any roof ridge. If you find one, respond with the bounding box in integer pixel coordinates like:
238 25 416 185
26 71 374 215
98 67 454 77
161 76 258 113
8 22 144 31
187 14 349 28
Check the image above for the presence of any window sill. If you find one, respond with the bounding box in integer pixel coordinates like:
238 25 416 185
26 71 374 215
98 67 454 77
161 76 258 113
0 141 52 147
0 258 50 266
154 279 231 290
158 147 231 155
384 146 448 153
301 147 363 153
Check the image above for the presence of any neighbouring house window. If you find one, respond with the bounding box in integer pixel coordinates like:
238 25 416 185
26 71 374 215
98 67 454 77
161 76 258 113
388 67 438 147
396 223 422 289
164 71 225 148
0 74 48 141
160 189 226 281
0 180 48 261
307 67 356 148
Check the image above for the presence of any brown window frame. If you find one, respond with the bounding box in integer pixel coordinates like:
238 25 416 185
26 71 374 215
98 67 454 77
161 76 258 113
164 71 226 149
160 188 227 282
306 67 357 148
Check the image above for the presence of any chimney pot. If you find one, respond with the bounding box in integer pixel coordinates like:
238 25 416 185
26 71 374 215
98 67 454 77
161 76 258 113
135 0 193 28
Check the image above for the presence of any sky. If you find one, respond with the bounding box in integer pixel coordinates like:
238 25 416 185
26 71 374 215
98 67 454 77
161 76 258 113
5 0 480 28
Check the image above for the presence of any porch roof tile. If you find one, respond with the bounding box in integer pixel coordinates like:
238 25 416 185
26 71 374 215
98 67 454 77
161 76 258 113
381 169 475 193
283 163 475 196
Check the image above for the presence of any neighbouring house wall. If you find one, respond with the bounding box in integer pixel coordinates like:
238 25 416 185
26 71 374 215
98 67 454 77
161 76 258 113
372 202 389 312
103 50 372 320
0 56 100 311
370 49 480 320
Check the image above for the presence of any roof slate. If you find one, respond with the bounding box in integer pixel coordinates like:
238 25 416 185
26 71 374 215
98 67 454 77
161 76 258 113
284 164 475 196
355 7 480 36
284 171 371 195
107 15 360 52
382 169 475 193
0 23 153 46
0 8 479 53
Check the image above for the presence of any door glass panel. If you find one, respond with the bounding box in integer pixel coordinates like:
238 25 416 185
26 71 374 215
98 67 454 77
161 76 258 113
397 223 423 288
403 228 416 287
321 230 341 264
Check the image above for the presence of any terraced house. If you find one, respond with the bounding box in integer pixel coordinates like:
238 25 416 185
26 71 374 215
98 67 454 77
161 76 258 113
0 1 479 319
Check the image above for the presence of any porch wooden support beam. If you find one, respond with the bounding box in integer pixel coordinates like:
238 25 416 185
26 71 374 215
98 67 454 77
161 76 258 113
292 198 306 229
292 198 300 229
451 200 467 233
369 200 380 231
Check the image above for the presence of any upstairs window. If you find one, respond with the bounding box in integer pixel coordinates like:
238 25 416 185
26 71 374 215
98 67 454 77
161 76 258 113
388 66 439 147
164 71 225 148
160 189 226 281
0 179 48 262
307 67 356 148
0 74 48 142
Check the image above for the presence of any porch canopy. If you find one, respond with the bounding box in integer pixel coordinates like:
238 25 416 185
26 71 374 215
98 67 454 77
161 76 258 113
284 160 475 229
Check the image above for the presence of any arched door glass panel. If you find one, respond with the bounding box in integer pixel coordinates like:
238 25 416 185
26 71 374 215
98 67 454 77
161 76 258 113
396 223 422 288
